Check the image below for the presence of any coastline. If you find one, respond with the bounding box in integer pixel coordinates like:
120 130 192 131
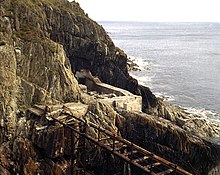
128 55 220 117
101 21 220 120
128 55 220 141
130 60 220 124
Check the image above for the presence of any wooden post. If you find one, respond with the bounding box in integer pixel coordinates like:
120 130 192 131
98 126 101 141
113 134 116 151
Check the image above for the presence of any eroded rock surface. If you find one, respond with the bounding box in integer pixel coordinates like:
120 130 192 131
116 110 220 175
0 0 80 142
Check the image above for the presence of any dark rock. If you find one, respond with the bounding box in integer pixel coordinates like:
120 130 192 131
0 165 10 175
127 57 142 71
116 109 220 175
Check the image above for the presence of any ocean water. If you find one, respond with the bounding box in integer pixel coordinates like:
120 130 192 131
100 22 220 122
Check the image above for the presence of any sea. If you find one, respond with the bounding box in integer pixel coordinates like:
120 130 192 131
100 22 220 123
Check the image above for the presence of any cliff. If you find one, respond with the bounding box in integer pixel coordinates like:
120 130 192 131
0 0 158 141
0 0 219 174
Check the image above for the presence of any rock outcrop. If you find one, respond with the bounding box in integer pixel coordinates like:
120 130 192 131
0 0 81 142
155 101 220 138
116 109 220 175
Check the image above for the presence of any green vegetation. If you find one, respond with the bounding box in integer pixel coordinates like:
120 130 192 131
0 27 5 33
11 0 88 42
12 0 82 14
12 0 40 8
41 38 57 53
15 24 40 42
12 0 66 8
14 25 56 50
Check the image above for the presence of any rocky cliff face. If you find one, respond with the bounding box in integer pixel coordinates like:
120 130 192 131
10 0 157 112
0 0 219 174
116 110 220 175
0 0 157 114
0 0 81 142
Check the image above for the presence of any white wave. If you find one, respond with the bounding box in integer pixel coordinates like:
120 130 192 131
129 73 152 87
127 56 220 124
183 106 220 124
128 55 150 71
154 92 175 102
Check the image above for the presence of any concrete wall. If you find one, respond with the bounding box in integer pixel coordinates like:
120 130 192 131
85 78 142 112
76 70 142 112
100 95 142 112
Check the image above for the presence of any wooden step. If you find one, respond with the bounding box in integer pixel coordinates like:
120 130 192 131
104 140 120 146
104 141 127 151
123 150 138 156
66 118 77 124
98 137 111 141
145 162 161 169
133 156 150 163
114 144 128 150
157 169 174 175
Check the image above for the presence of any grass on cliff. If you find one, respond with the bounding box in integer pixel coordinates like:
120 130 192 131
0 27 6 33
12 0 83 15
14 24 40 42
14 24 57 52
13 0 67 6
12 0 87 43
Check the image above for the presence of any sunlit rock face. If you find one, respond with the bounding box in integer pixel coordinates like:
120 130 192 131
0 10 18 141
0 0 81 142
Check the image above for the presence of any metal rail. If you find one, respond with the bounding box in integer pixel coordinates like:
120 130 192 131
33 106 193 175
27 106 192 175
